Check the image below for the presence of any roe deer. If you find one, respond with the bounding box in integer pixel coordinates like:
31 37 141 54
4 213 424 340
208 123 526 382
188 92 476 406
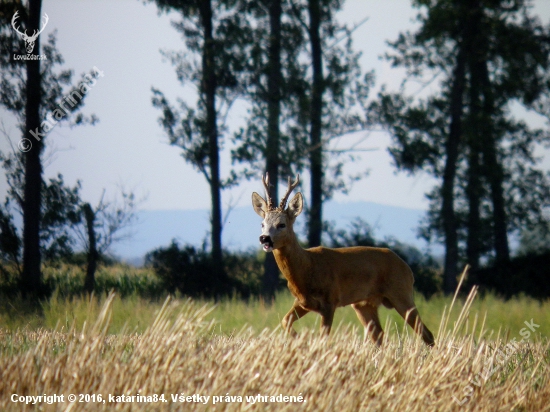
252 174 435 346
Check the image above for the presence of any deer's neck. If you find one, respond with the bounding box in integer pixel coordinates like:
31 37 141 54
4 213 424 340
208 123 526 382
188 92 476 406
273 234 312 293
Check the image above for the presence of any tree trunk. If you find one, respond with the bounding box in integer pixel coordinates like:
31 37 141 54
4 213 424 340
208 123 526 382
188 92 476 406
466 138 482 271
465 4 483 272
200 0 224 275
486 156 510 262
262 0 283 301
21 0 45 300
441 44 466 294
82 203 98 294
483 146 509 263
477 59 510 264
307 0 324 248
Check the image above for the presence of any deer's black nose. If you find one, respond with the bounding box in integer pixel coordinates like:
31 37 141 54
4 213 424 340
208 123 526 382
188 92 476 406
259 235 271 244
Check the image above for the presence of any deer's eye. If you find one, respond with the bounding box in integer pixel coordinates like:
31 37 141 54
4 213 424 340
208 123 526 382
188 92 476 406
277 223 286 229
261 223 265 228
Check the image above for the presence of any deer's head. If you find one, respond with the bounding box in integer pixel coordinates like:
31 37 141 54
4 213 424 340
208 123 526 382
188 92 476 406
12 11 49 54
252 174 303 252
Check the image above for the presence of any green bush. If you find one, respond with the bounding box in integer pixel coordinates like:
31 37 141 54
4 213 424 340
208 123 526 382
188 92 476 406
469 251 550 299
144 240 263 299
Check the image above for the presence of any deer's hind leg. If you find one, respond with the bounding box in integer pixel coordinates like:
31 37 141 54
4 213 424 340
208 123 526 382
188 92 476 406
282 299 310 336
389 294 435 347
352 302 384 346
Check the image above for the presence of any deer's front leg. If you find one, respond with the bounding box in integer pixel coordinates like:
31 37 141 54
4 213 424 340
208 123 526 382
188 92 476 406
282 299 309 336
319 305 335 336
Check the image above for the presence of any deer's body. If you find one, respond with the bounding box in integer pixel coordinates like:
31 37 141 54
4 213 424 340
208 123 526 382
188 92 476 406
276 241 410 310
253 175 435 346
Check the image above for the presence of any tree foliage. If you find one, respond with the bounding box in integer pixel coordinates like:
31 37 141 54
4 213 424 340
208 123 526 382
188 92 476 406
230 0 372 246
0 152 82 267
0 150 138 293
150 0 246 281
0 1 98 298
370 0 550 290
149 0 372 298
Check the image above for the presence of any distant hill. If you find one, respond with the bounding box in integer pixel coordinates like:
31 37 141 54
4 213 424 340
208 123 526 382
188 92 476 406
112 201 442 265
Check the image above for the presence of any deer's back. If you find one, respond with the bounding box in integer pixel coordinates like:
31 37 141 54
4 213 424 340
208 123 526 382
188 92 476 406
306 245 414 307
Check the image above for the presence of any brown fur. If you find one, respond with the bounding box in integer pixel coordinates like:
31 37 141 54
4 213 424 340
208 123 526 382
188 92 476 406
252 184 435 347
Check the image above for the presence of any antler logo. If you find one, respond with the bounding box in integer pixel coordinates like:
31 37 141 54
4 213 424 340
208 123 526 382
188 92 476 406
12 11 49 54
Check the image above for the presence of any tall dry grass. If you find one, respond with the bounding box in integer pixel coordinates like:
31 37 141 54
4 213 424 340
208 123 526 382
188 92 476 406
1 278 549 411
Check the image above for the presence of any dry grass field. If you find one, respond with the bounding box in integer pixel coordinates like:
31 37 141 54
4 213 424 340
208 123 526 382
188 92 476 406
1 280 549 412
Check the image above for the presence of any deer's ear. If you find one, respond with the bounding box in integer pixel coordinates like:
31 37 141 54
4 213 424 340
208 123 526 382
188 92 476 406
287 192 303 220
252 192 268 218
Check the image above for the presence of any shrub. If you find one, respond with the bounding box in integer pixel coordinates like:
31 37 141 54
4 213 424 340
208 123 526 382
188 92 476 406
145 240 258 299
469 251 550 299
222 250 264 298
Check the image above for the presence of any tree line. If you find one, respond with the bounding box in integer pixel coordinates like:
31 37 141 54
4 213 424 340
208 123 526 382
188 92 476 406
149 0 371 299
370 0 550 292
1 0 550 303
149 0 550 296
0 1 143 302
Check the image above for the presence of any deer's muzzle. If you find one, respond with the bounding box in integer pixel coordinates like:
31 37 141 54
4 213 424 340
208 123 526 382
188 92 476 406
259 235 274 252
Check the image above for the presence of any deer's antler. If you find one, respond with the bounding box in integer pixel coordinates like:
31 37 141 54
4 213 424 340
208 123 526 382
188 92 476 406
262 173 275 210
279 175 300 210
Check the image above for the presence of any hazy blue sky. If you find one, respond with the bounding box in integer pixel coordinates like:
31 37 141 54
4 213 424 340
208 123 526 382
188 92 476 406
1 0 549 215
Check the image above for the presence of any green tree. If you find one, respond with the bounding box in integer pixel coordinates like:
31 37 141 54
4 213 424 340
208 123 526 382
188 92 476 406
0 156 82 277
371 0 550 292
0 149 139 294
232 0 371 231
229 0 309 299
0 1 98 298
229 0 370 297
150 0 245 283
291 0 371 248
